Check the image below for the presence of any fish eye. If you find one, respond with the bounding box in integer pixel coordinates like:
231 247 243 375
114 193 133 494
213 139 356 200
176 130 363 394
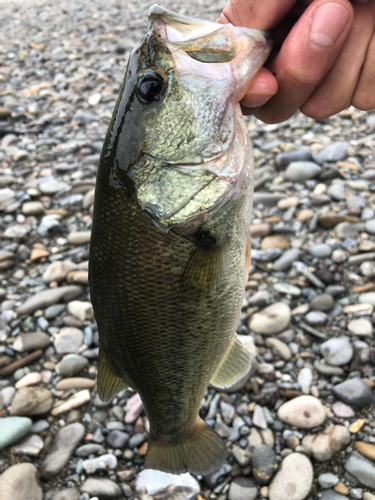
137 72 165 103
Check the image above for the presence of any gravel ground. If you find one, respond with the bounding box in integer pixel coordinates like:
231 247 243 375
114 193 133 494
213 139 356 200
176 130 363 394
0 1 375 500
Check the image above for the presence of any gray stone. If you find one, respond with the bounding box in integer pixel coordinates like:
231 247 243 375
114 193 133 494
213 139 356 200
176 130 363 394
11 433 44 456
106 430 129 448
40 423 85 479
273 249 300 271
359 292 375 305
13 331 51 352
344 452 375 489
283 161 321 181
269 453 313 500
350 489 363 500
305 310 328 326
315 142 348 163
327 183 346 201
334 222 360 239
252 444 278 484
83 454 118 474
10 387 53 415
314 361 344 376
0 416 32 449
253 192 287 206
307 243 332 258
55 354 89 377
135 469 200 500
310 294 334 312
302 424 350 461
17 286 84 314
320 491 348 500
273 282 301 296
276 148 313 168
43 261 77 283
0 463 42 500
320 337 353 366
318 473 339 489
228 477 257 500
332 378 374 406
364 219 375 234
51 488 80 500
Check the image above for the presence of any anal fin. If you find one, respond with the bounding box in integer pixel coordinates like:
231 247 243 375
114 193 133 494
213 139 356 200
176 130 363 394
210 336 251 389
97 348 129 402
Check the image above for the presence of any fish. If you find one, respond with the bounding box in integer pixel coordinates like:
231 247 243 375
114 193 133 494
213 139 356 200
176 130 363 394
89 5 272 476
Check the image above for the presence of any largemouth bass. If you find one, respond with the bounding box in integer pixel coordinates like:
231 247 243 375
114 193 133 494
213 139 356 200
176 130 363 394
89 5 271 475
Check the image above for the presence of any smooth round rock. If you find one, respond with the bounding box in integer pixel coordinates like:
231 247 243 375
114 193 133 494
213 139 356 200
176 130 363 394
344 452 375 489
320 337 353 366
10 387 53 415
228 477 258 500
40 423 85 479
277 396 326 429
354 441 375 461
22 201 45 215
283 161 321 182
54 327 83 353
0 463 42 500
269 453 313 500
43 261 77 283
17 286 84 315
249 303 291 335
15 372 43 389
310 294 334 312
307 244 332 258
135 469 200 500
13 331 51 352
55 354 89 377
252 444 278 484
305 310 328 326
359 292 375 305
302 424 350 461
318 473 339 489
347 319 373 337
332 378 374 406
0 416 33 449
364 219 375 234
106 430 129 448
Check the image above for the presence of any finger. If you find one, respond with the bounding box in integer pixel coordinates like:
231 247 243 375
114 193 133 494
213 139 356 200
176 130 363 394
254 0 354 123
217 0 297 30
301 1 375 117
241 68 279 111
352 32 375 110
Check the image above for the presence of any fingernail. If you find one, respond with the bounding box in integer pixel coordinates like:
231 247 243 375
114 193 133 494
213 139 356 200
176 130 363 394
310 3 349 47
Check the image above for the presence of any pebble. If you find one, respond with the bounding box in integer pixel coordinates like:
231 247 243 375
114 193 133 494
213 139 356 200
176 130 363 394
50 489 80 500
268 453 313 500
347 319 373 337
125 392 144 423
364 219 375 234
320 491 348 500
106 430 129 448
249 302 291 335
0 416 32 449
265 338 292 361
320 337 353 366
55 377 96 390
43 261 78 283
11 433 44 456
277 396 326 428
68 231 91 245
344 452 375 489
50 389 91 416
308 244 332 258
283 161 321 181
310 294 334 312
315 142 348 163
332 378 374 406
332 402 355 418
318 473 339 489
80 478 122 498
17 286 84 315
302 424 350 461
10 387 53 415
273 249 300 271
13 331 51 351
54 327 84 353
55 354 89 377
305 311 328 326
15 372 43 388
82 453 118 473
135 469 200 500
0 463 42 500
354 441 375 461
228 477 258 500
359 292 375 305
252 444 278 484
39 423 85 479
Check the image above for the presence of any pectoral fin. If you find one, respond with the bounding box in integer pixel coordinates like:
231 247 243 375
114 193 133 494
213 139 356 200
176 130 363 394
97 349 129 402
180 232 226 298
210 336 251 389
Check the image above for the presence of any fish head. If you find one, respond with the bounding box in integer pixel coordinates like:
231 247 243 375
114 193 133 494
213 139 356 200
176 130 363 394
108 5 272 233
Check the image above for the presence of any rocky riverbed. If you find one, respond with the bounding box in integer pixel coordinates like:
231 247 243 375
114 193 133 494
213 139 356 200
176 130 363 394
0 0 375 499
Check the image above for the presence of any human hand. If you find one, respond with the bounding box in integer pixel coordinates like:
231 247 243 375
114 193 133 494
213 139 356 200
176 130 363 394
217 0 375 123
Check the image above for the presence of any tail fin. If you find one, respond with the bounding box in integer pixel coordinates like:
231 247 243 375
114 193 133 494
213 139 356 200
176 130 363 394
145 419 228 475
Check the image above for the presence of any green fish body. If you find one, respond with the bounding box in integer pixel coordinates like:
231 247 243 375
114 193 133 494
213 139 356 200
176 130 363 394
89 5 271 475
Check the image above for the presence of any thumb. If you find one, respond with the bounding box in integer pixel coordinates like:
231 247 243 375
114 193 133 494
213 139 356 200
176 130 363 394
217 0 298 29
